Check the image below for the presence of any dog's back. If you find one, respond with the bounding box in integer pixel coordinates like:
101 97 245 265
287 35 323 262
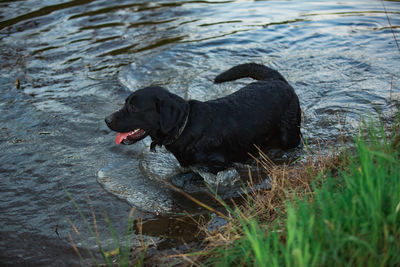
167 63 301 173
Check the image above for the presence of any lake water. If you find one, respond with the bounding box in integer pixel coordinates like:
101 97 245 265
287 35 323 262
1 0 399 265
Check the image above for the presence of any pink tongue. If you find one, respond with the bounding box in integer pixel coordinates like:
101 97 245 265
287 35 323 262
115 132 131 145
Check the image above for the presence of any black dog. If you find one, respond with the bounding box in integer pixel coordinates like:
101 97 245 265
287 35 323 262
105 63 301 174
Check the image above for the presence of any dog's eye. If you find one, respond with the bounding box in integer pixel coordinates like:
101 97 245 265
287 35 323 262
125 96 138 112
128 104 138 112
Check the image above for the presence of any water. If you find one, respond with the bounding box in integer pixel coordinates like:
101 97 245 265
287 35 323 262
1 0 399 265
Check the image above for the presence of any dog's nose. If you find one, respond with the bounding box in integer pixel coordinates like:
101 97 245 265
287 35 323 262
105 115 113 126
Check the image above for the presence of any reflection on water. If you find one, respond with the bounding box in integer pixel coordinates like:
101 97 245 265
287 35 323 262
97 143 179 214
0 0 399 265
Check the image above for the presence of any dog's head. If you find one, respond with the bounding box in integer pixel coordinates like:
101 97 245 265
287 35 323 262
105 86 189 149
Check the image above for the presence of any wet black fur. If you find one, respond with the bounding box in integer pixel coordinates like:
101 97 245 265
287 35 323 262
105 63 301 174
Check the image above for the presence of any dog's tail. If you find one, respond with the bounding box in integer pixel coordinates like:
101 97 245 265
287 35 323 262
214 63 287 83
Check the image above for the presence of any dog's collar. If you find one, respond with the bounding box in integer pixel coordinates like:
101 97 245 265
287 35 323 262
164 107 189 146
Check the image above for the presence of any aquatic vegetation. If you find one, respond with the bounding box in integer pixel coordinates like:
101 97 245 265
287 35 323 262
66 192 148 267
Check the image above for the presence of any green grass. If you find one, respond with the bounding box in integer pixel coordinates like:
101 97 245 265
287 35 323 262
206 116 400 267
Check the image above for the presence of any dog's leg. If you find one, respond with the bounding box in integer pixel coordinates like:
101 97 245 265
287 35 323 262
191 153 230 174
206 154 231 174
280 98 301 149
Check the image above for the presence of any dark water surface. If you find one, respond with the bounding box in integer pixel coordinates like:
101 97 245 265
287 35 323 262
1 0 399 265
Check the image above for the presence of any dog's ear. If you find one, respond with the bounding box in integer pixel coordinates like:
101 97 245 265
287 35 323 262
159 94 188 136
